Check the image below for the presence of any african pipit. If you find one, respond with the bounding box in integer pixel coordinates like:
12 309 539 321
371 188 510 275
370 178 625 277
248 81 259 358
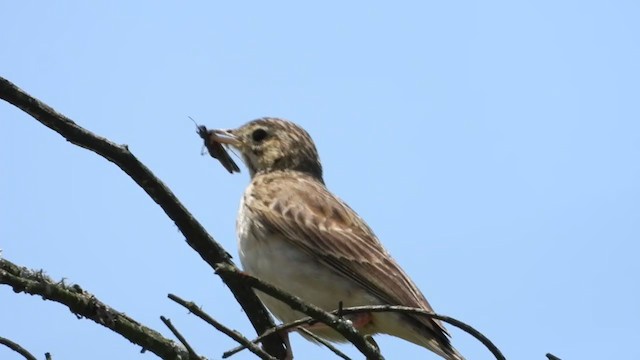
209 118 464 360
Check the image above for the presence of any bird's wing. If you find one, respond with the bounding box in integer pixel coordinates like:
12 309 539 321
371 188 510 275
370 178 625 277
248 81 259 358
249 172 450 341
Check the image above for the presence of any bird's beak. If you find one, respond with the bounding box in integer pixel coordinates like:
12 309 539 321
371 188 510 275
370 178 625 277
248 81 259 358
210 129 242 148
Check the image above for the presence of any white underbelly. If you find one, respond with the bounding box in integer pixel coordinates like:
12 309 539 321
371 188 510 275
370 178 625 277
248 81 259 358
242 238 377 313
235 198 432 349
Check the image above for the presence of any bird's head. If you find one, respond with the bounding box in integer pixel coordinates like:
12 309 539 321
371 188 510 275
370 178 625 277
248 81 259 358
211 118 323 181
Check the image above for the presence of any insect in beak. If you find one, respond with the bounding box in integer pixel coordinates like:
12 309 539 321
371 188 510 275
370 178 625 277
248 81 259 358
191 118 241 174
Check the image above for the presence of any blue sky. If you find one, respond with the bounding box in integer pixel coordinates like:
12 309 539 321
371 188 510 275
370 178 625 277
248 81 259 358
1 2 639 359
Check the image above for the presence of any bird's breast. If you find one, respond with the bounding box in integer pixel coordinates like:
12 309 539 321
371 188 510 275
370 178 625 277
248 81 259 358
235 190 382 324
236 193 307 286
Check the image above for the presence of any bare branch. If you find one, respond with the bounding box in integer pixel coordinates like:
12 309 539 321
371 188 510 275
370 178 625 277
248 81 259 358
0 337 38 360
0 75 287 359
298 329 352 360
226 304 505 360
0 258 190 360
168 294 277 360
214 264 383 360
160 316 202 359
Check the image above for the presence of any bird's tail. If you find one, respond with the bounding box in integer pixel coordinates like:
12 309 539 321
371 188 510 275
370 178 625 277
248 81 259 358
443 347 465 360
427 339 465 360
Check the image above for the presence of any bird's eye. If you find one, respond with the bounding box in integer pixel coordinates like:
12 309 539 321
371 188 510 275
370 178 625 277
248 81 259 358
252 128 268 142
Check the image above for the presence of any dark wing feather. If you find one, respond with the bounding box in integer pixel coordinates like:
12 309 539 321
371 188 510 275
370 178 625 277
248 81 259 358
250 172 450 341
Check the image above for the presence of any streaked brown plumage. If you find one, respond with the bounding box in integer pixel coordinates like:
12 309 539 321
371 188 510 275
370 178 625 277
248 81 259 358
211 118 464 360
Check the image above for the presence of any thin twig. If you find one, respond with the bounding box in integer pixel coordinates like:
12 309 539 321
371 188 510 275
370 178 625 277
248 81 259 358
298 328 352 360
226 305 505 360
160 316 201 359
0 75 287 359
0 337 37 360
0 258 190 360
224 317 312 358
215 264 384 360
168 294 277 360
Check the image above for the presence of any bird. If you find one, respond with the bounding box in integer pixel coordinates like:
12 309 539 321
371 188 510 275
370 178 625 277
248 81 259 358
209 117 464 360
